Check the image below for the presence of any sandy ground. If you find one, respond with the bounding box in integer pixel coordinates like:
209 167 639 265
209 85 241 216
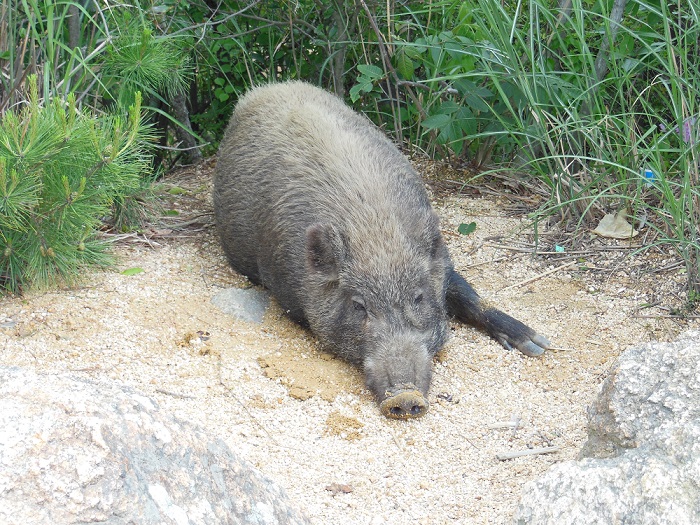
1 163 697 524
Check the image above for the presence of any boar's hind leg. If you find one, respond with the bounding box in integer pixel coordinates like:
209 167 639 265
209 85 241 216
446 270 550 357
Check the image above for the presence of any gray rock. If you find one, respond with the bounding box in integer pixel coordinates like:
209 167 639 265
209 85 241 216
211 287 270 323
0 366 309 525
514 331 700 525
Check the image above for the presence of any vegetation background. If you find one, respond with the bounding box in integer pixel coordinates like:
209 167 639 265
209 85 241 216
0 0 698 306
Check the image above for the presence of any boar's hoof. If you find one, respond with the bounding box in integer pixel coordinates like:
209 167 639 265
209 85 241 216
380 388 429 419
483 309 551 357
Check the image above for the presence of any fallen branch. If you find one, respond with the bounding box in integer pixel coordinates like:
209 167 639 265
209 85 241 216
101 232 162 248
158 213 215 230
463 256 510 269
496 446 561 461
500 261 578 291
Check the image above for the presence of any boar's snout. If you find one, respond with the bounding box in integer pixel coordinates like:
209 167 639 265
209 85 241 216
363 335 434 419
379 386 429 419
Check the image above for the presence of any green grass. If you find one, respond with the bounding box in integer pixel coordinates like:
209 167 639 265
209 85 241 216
347 0 699 298
468 0 700 297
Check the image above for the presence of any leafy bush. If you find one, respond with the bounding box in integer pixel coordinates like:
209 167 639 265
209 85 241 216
3 0 697 297
1 0 192 152
0 78 154 292
0 1 194 292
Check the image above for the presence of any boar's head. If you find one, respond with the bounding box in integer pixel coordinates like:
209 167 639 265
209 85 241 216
303 219 449 419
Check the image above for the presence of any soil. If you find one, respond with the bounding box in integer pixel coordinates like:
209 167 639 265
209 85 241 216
1 161 697 525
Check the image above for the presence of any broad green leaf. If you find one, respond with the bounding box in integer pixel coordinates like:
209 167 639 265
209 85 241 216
411 38 428 54
349 84 363 103
458 222 477 235
455 106 477 136
422 113 451 130
395 49 415 80
356 64 384 79
350 79 374 103
403 43 425 60
438 100 461 114
464 93 491 113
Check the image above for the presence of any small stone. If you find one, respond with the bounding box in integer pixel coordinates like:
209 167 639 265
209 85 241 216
211 287 270 323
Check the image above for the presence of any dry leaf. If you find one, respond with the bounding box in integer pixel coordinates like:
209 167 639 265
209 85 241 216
592 210 638 239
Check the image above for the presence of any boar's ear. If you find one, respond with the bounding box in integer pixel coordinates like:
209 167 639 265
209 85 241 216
306 223 345 280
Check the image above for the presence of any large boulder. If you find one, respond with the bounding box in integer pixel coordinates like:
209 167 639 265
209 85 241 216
514 331 700 525
0 366 308 525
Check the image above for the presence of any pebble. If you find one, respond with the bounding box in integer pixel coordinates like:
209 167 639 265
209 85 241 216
210 287 270 323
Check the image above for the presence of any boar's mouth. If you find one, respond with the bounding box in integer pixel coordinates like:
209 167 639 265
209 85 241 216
379 384 429 419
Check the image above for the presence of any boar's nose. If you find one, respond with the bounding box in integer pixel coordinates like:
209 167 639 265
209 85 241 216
379 388 429 419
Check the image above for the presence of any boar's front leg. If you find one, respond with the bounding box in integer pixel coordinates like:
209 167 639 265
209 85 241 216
446 270 550 357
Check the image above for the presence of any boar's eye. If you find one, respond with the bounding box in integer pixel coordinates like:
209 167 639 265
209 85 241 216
351 296 366 313
414 292 424 305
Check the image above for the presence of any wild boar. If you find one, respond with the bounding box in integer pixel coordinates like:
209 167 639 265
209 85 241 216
213 81 549 419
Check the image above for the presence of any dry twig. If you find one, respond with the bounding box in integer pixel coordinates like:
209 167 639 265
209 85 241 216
500 261 578 291
496 446 561 461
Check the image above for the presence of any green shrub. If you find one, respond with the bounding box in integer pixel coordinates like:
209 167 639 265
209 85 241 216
1 0 192 157
0 78 155 293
